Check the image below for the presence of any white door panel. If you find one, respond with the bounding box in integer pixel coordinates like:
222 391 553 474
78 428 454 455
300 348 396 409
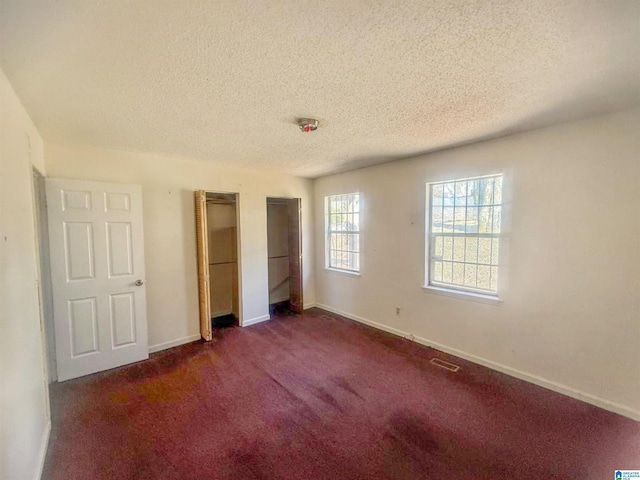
46 179 148 381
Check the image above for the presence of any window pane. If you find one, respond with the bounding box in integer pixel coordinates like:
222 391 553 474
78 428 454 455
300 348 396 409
490 266 498 291
465 207 478 233
442 207 455 232
465 236 478 263
453 238 465 262
443 182 455 205
431 206 442 233
464 264 477 287
442 261 453 283
432 184 443 203
492 206 502 233
330 251 338 268
478 207 492 233
493 176 503 204
434 236 443 258
452 263 464 285
331 197 339 214
348 234 359 253
442 236 453 261
453 206 466 231
351 252 359 271
331 233 339 250
477 265 490 290
455 182 467 206
491 238 500 266
432 260 443 282
478 238 492 264
480 177 494 206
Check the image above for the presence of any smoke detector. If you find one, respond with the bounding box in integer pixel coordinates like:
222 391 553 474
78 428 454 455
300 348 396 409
297 118 319 132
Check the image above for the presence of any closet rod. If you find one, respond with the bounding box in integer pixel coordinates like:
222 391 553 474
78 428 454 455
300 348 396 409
209 261 237 265
268 255 290 259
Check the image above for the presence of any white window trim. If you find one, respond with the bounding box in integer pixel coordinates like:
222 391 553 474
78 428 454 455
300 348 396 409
325 267 361 277
325 192 361 274
422 285 502 305
424 174 504 299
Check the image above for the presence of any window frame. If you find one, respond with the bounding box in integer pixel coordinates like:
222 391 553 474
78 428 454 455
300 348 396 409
424 174 504 299
325 192 361 274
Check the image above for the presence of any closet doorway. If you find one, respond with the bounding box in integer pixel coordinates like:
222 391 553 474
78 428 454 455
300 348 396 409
267 197 303 316
195 191 242 341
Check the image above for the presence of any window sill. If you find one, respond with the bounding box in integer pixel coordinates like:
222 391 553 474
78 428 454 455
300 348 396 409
422 285 502 305
325 267 361 278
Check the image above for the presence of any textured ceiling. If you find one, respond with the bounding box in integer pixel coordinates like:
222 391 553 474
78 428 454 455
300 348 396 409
1 1 639 178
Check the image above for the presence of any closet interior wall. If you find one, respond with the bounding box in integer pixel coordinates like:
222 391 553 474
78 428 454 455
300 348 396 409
267 202 290 305
206 194 239 320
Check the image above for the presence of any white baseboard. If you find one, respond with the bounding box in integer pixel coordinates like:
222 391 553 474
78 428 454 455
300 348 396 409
303 303 316 310
316 303 640 421
212 309 232 318
148 334 201 354
34 420 51 480
316 304 408 337
242 314 270 327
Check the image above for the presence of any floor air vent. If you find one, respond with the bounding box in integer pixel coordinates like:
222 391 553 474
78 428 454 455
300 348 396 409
430 358 461 373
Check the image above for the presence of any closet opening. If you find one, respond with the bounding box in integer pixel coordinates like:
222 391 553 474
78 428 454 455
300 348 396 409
267 197 303 317
194 191 242 341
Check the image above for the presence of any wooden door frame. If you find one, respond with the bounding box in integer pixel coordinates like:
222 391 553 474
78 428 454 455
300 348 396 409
266 196 303 313
195 190 243 340
31 168 56 384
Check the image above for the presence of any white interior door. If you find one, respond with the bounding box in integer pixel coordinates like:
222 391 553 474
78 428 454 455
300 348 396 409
46 179 148 381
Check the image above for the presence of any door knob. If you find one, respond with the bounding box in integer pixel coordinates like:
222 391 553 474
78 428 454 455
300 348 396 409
135 279 145 286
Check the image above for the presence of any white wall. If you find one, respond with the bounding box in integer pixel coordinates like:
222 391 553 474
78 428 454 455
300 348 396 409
0 69 50 480
314 108 640 419
45 143 316 348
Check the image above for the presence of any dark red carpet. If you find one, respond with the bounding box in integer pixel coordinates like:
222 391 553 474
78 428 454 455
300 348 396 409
43 308 639 479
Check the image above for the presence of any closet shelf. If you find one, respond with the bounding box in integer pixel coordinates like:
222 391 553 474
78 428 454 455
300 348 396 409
209 261 237 265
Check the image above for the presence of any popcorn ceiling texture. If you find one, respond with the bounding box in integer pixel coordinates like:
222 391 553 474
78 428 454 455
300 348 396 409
1 0 639 178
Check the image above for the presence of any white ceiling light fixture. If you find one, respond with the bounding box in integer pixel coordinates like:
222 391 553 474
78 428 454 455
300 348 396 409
297 118 319 133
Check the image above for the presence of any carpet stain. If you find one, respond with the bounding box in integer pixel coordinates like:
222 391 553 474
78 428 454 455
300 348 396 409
386 410 441 456
309 384 344 412
109 391 130 404
333 376 364 400
227 441 274 480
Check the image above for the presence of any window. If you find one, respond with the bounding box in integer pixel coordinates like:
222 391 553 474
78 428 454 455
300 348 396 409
426 174 503 295
326 193 360 273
